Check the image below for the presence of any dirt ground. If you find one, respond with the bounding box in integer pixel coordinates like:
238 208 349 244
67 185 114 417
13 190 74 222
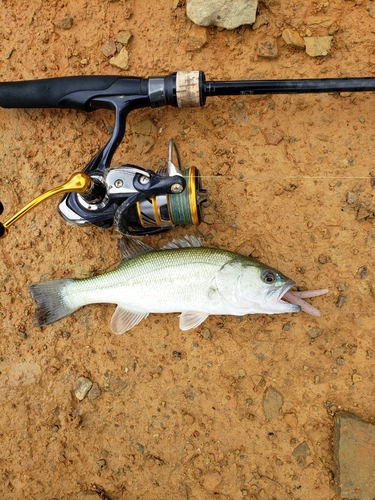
1 0 375 498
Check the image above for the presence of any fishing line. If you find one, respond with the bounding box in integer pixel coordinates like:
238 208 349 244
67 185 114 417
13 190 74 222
198 174 374 180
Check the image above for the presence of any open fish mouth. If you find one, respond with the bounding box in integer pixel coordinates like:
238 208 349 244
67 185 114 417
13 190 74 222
279 282 329 317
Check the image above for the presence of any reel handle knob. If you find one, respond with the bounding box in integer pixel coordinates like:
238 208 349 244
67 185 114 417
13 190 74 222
0 172 92 238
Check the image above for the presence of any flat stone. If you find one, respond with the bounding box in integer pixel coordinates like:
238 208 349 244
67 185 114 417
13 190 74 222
257 39 278 59
185 26 208 51
202 471 222 492
292 441 310 459
264 129 284 145
263 386 284 420
304 36 333 57
334 411 375 499
87 382 102 401
282 28 305 48
53 14 73 30
115 30 133 46
109 47 129 70
186 0 258 30
102 39 116 57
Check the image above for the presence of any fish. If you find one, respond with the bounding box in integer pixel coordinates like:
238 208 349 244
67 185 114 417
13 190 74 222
27 235 328 334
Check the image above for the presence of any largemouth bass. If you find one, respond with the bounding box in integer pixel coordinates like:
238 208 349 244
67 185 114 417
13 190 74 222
28 235 327 333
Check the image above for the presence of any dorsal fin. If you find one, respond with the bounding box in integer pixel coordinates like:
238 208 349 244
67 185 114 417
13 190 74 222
161 235 202 250
118 236 154 261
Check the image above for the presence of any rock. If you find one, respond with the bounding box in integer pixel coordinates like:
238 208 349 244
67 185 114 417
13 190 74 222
306 16 334 30
116 30 133 46
307 327 323 339
334 411 375 499
186 26 208 52
356 266 368 279
186 0 258 30
201 328 212 338
53 14 73 30
284 412 298 429
202 471 222 492
263 386 284 420
282 28 305 48
257 39 278 59
87 382 102 401
347 191 359 205
264 129 284 145
292 441 310 459
184 414 195 425
102 39 117 57
304 36 333 57
132 119 157 154
252 14 268 30
74 376 93 401
109 47 129 70
357 206 370 220
4 48 13 59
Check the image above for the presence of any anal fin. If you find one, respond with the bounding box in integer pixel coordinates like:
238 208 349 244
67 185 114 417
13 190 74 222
179 311 209 331
110 306 149 334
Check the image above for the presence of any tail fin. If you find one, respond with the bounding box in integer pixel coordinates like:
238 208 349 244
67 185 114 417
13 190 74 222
27 278 77 326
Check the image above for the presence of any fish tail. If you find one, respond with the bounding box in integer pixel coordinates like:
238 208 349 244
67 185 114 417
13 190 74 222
27 278 77 326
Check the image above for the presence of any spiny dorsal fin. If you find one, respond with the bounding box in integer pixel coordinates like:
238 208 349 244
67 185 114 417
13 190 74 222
161 234 202 250
118 236 154 261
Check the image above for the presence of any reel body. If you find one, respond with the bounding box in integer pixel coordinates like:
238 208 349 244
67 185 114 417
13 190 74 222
59 139 204 236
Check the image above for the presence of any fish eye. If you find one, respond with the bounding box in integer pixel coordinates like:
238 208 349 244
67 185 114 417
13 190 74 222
261 270 277 284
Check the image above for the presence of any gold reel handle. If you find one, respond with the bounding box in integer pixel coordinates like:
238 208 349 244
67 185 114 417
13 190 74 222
0 172 91 238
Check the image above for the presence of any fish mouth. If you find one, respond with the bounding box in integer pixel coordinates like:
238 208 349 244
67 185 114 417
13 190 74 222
274 280 301 312
277 280 296 301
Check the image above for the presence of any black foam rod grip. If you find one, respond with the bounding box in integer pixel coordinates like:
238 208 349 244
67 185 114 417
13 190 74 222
0 75 146 111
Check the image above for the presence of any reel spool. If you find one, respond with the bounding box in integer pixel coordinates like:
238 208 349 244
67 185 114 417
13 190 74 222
114 140 204 235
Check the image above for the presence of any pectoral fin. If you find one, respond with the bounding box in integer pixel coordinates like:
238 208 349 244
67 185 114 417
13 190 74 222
110 306 149 334
179 311 209 331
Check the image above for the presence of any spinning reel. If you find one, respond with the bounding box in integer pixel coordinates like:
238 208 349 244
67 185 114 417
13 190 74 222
0 86 206 238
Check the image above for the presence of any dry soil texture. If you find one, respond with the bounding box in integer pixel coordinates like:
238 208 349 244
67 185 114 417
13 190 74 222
1 1 375 499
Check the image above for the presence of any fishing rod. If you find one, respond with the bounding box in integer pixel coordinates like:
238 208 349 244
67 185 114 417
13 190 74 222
0 70 375 239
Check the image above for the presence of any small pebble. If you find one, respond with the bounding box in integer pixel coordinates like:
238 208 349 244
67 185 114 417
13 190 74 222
336 296 346 308
96 459 106 468
307 327 323 340
74 376 93 401
356 266 368 279
201 328 212 339
318 254 329 264
19 330 27 339
352 373 362 383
